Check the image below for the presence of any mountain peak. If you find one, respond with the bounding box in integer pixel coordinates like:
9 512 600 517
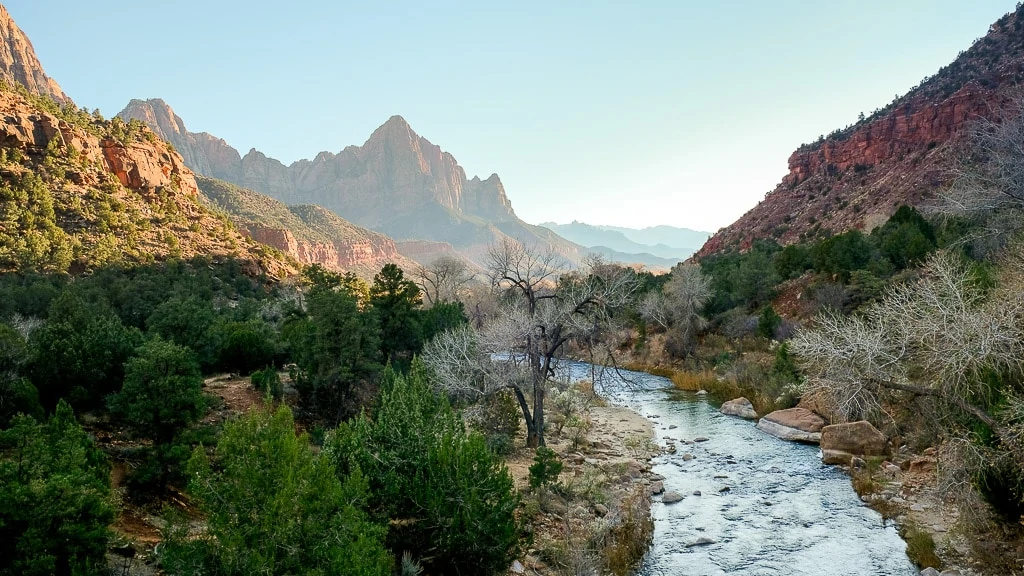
0 4 69 103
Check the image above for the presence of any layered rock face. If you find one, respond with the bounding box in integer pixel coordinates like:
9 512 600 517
118 101 582 263
0 5 68 103
196 176 417 277
698 6 1024 257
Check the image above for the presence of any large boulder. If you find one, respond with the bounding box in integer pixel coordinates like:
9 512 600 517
820 421 888 465
720 397 757 419
756 407 825 443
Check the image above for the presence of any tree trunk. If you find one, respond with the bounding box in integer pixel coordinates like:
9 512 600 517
510 385 539 448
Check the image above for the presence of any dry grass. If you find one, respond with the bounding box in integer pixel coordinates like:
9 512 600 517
669 370 717 391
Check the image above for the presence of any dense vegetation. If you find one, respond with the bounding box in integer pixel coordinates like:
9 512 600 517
0 256 525 575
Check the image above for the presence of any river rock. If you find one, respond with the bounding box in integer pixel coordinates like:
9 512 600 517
920 569 940 576
650 481 665 495
682 453 694 461
686 537 716 547
756 408 825 443
720 397 758 419
820 421 888 464
662 491 684 504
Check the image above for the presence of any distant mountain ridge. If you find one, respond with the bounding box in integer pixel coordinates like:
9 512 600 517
118 100 583 266
698 5 1024 257
540 221 710 261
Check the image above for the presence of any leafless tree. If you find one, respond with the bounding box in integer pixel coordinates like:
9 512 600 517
423 239 640 447
790 251 1024 464
930 95 1024 253
412 255 476 306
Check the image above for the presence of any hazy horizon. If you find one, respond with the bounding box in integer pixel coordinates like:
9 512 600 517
8 1 1017 231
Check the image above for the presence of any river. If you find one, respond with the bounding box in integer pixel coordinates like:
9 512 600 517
567 361 919 576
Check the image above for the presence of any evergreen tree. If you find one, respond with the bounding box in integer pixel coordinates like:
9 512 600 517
162 406 391 576
0 401 114 576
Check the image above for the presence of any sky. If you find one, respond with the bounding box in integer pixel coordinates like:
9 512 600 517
7 1 1018 232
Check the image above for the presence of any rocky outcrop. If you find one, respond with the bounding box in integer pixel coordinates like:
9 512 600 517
756 408 825 443
719 397 757 419
0 87 292 277
0 5 68 103
820 421 888 465
697 5 1024 257
118 101 583 263
118 99 242 183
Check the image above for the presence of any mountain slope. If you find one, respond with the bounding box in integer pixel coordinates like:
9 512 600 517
117 100 584 265
698 5 1024 257
596 225 710 253
0 86 292 277
0 5 68 103
197 176 417 276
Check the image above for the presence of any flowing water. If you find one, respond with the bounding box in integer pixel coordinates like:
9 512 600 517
567 362 918 576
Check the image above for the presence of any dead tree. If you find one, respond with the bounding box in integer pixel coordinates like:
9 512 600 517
423 240 639 447
412 255 475 306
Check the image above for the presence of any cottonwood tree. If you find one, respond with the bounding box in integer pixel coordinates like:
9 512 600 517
790 250 1024 466
413 256 475 306
638 263 712 356
423 240 639 447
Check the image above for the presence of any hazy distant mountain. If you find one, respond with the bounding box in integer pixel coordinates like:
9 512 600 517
539 221 710 260
584 246 682 270
596 225 710 253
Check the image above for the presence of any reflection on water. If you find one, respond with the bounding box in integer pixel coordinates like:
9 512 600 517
567 362 918 576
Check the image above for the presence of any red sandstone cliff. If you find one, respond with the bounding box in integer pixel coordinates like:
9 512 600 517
0 5 68 103
698 6 1024 257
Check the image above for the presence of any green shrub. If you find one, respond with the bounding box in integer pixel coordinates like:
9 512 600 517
328 362 523 575
475 387 521 453
250 366 282 400
0 401 114 576
757 306 782 339
529 446 564 492
899 522 941 569
212 318 278 375
161 406 392 576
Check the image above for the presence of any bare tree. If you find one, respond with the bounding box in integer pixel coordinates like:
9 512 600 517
790 251 1024 463
412 255 476 306
423 239 640 447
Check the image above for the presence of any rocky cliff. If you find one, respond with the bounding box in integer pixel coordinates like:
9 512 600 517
0 5 68 103
0 86 293 277
118 101 583 264
698 6 1024 257
197 176 417 277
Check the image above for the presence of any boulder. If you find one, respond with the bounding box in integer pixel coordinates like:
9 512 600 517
756 408 825 443
720 397 758 419
820 421 888 465
662 491 683 504
919 569 940 576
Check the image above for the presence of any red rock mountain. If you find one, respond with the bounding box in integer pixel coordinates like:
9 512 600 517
698 6 1024 257
0 4 68 103
197 176 418 277
118 100 583 265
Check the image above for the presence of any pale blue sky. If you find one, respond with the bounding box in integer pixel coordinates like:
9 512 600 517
8 1 1017 231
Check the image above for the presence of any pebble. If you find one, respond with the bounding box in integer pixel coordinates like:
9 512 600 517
693 490 702 496
686 537 716 547
668 425 678 429
694 437 710 443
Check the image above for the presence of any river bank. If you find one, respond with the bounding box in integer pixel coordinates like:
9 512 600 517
505 396 659 575
616 359 1004 576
